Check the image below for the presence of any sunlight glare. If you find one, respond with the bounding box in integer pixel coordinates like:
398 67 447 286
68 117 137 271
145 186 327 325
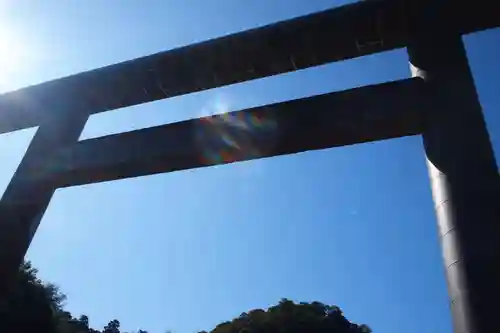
0 27 31 90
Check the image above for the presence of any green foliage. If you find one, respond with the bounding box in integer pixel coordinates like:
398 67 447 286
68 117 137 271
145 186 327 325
0 262 370 333
208 299 371 333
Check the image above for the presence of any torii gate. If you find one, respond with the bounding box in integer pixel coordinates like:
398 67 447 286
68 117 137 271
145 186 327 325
0 1 498 332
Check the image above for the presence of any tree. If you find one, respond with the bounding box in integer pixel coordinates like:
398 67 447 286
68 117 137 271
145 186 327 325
79 315 90 328
0 261 58 333
103 319 121 333
209 299 371 333
1 261 371 333
0 261 102 333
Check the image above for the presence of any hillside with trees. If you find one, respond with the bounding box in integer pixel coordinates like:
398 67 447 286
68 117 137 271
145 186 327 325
0 261 371 333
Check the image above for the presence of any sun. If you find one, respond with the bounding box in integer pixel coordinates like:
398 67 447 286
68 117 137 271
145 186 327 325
0 28 26 74
0 27 33 91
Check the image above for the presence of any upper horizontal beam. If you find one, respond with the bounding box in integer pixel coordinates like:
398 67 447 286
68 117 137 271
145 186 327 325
0 0 497 135
26 77 426 190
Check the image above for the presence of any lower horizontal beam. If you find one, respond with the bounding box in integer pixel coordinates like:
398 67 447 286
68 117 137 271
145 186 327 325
34 78 425 189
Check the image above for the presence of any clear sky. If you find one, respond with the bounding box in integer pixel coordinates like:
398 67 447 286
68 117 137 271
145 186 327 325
0 1 499 332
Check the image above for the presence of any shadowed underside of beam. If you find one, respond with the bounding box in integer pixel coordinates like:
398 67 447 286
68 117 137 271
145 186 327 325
26 78 426 189
0 0 497 135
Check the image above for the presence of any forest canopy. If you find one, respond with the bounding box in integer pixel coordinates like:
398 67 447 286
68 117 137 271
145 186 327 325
0 261 371 333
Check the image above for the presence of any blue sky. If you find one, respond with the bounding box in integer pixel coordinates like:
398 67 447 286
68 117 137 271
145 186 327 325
0 1 499 332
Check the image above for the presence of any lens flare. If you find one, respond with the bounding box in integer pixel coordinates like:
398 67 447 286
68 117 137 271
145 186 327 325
195 109 278 167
